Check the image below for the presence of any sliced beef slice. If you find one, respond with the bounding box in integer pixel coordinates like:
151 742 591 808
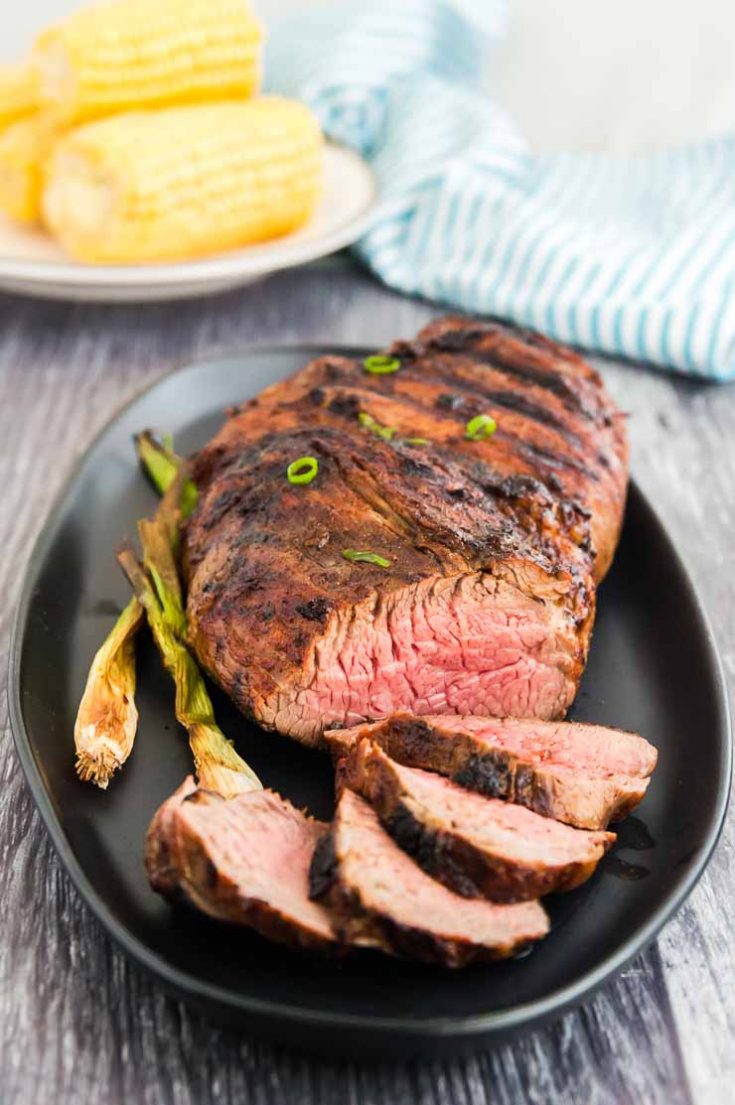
309 788 549 967
326 713 657 830
184 316 626 745
145 777 339 952
339 740 615 901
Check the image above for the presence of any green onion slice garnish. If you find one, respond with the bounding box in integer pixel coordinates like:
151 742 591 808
363 354 401 375
286 456 319 485
404 437 430 446
342 549 392 568
358 412 396 441
465 414 498 441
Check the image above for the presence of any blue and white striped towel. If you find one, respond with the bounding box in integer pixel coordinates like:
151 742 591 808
267 0 735 381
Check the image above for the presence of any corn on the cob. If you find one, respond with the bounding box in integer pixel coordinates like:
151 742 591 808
34 0 263 126
0 114 57 224
0 61 39 131
43 97 324 263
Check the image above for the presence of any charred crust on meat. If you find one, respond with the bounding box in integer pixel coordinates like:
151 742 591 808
398 455 434 479
481 472 548 500
204 857 219 890
453 753 512 799
514 765 554 819
308 832 339 900
327 393 361 418
384 804 483 899
323 865 491 965
387 339 419 362
294 597 332 623
436 392 466 412
289 630 310 654
423 326 488 354
520 440 599 479
323 358 348 383
371 914 473 967
378 717 434 761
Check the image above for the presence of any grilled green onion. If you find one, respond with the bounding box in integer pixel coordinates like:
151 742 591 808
342 549 392 568
287 456 319 485
123 471 261 797
363 354 401 375
118 540 262 799
465 414 498 441
74 596 143 789
75 432 193 789
358 412 396 441
135 430 198 519
138 476 187 641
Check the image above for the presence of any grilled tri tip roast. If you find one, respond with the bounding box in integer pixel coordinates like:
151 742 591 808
183 316 628 744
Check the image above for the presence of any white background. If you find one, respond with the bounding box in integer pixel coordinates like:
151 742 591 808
3 0 735 155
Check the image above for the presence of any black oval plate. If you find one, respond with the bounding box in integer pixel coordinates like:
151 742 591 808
9 346 732 1057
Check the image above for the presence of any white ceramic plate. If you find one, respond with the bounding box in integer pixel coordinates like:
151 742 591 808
0 143 376 303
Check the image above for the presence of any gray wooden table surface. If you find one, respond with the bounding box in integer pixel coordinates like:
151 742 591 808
0 261 732 1105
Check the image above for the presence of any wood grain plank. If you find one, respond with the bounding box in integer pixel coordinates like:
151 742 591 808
613 365 735 1105
0 264 730 1105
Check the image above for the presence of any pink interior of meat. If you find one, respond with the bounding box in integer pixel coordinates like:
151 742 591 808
389 756 611 863
424 715 657 777
337 791 548 943
177 790 334 940
264 573 579 740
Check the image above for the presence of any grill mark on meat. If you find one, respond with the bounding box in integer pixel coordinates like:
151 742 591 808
312 430 536 570
311 376 586 481
427 370 584 442
200 357 620 577
371 361 603 478
466 350 596 416
393 364 602 479
416 323 596 415
520 439 598 479
231 352 612 497
468 388 582 442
